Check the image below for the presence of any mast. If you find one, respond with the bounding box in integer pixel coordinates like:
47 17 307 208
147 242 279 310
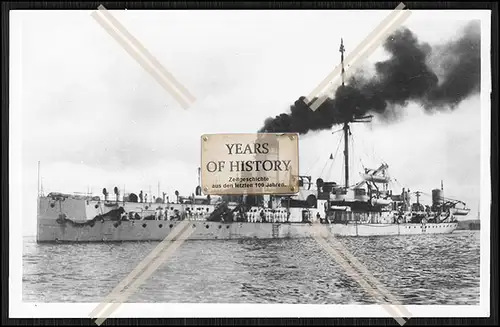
338 38 372 189
340 38 345 86
340 38 349 189
37 161 40 197
343 123 349 188
441 180 444 210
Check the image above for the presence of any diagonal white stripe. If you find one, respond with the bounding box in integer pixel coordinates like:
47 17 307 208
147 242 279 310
92 7 195 109
304 4 412 111
305 3 406 104
309 9 412 111
306 223 412 325
93 224 196 324
89 220 192 322
96 5 196 104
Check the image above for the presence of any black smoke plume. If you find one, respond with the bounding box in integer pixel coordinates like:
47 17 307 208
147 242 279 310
260 21 480 134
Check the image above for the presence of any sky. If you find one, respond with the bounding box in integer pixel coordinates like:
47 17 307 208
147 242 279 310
10 10 490 235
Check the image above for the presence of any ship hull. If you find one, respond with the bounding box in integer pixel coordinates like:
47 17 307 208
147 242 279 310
36 218 458 242
36 196 458 242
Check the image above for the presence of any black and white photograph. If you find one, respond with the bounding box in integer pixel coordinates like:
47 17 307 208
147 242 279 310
9 4 492 322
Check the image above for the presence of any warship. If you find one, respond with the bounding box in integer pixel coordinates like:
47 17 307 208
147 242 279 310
36 40 471 243
35 154 471 242
35 118 471 242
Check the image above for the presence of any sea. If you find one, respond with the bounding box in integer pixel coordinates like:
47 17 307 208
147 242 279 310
22 231 480 304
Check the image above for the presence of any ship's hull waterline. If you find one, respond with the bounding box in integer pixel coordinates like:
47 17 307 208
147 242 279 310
36 218 458 242
36 196 459 242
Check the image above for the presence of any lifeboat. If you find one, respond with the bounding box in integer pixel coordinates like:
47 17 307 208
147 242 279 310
104 202 119 207
370 198 392 207
361 174 390 184
450 207 471 216
334 190 347 201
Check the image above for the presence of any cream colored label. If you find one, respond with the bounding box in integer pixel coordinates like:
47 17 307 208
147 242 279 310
201 133 299 195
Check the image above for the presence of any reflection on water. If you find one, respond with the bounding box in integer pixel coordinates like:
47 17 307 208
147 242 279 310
23 231 480 304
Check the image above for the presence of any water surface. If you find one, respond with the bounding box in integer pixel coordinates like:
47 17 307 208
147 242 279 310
23 231 480 304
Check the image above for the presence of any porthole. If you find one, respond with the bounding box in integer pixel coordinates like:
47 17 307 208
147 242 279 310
159 224 163 228
170 224 174 228
142 223 147 228
206 225 209 229
218 225 222 229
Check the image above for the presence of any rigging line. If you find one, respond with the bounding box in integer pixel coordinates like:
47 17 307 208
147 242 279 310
328 133 343 180
350 129 358 183
326 158 334 181
350 131 364 172
349 131 354 182
305 151 324 175
319 156 331 179
351 131 370 170
328 133 344 180
356 129 382 165
305 128 338 175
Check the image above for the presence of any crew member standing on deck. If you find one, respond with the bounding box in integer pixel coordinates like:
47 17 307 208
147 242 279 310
139 190 143 203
